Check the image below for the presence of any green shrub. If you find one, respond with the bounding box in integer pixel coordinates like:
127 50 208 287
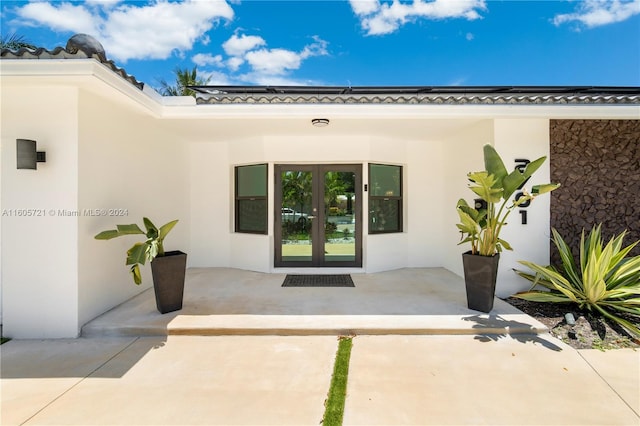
514 225 640 337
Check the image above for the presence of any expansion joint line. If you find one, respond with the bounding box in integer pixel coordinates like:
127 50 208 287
577 350 640 418
20 337 142 425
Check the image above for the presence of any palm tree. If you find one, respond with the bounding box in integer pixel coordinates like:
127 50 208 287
0 34 36 50
324 172 346 208
325 172 355 214
282 171 313 220
158 66 210 97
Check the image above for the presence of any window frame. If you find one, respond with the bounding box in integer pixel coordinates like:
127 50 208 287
368 163 403 234
234 163 268 234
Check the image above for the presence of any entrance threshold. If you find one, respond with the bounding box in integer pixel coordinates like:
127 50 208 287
273 267 365 275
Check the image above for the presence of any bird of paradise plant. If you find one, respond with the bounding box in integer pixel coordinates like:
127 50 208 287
456 144 560 256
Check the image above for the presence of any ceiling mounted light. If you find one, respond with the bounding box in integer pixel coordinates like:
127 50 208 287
311 118 330 127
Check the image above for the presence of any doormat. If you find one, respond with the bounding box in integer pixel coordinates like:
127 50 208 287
282 274 355 287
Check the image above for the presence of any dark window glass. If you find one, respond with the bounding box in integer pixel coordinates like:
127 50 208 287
237 164 267 197
237 199 267 233
369 164 402 233
370 163 401 196
235 164 267 234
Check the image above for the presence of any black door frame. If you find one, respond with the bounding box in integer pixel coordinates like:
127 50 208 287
274 164 362 267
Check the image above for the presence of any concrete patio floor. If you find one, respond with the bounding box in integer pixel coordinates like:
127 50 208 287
81 267 548 337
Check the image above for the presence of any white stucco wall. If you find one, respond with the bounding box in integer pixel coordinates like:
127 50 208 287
441 120 493 275
492 118 552 297
0 80 190 338
405 139 445 268
189 142 231 267
1 86 80 338
77 90 189 330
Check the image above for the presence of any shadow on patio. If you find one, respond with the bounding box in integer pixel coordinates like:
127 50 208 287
82 268 548 337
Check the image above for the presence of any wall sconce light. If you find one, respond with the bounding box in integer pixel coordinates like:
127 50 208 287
17 139 46 170
311 118 330 127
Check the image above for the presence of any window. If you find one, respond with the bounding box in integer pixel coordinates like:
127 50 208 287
235 164 267 234
369 163 402 233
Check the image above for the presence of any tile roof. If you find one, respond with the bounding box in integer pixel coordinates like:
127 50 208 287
0 34 144 90
191 85 640 105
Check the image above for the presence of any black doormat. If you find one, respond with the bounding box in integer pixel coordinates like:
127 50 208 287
282 274 355 287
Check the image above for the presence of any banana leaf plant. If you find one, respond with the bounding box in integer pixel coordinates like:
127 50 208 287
95 218 178 285
456 144 560 256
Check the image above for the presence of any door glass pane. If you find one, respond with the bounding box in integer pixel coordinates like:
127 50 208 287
281 170 313 263
324 171 356 263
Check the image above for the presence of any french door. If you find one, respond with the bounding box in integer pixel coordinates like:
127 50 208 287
275 164 362 267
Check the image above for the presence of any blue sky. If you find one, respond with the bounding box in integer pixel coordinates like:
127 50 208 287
2 0 639 90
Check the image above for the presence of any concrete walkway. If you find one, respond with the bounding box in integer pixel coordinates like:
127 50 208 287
2 335 638 425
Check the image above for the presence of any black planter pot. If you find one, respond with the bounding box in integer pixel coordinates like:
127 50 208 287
150 250 187 314
462 251 499 313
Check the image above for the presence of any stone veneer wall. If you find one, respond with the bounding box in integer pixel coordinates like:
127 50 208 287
550 119 640 265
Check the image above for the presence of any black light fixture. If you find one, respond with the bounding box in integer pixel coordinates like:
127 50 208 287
17 139 46 170
311 118 330 127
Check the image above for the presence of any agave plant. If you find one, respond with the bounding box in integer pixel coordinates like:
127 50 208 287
456 144 560 256
515 225 640 337
95 218 178 285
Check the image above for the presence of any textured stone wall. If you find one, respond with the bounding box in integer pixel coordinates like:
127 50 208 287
550 120 640 265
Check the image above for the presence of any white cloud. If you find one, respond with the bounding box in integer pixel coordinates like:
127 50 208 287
226 56 245 71
222 33 266 56
192 53 224 67
17 2 101 35
180 32 329 85
235 72 320 86
84 0 124 11
350 0 382 16
199 69 232 85
553 0 640 28
245 48 303 75
219 32 328 79
349 0 486 35
15 0 234 62
448 77 468 86
466 32 474 41
300 36 329 58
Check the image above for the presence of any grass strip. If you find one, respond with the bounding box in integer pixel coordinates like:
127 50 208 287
1 337 10 345
322 336 353 426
